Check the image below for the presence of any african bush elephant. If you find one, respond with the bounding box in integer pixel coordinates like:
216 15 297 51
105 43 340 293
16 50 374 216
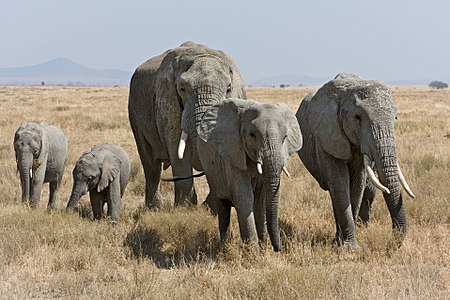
296 73 415 249
197 99 302 252
67 142 131 223
128 41 246 209
13 122 68 208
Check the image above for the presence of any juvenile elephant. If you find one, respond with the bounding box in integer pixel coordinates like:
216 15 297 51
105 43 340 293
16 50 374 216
13 122 68 208
67 143 131 223
197 99 302 252
296 73 415 249
128 41 246 209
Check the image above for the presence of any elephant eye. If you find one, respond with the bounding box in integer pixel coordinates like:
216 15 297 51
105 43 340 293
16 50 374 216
354 114 361 121
33 148 39 156
88 176 93 180
249 132 256 139
226 84 232 94
180 87 185 92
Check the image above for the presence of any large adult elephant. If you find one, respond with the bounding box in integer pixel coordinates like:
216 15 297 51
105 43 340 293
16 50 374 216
129 41 246 209
197 99 302 252
13 122 68 208
296 73 415 249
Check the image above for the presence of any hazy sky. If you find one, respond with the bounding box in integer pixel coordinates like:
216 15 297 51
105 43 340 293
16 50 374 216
1 0 449 83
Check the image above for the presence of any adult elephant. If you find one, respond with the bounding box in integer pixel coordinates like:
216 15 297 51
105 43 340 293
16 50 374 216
129 41 246 209
13 122 68 208
198 99 302 252
296 73 415 250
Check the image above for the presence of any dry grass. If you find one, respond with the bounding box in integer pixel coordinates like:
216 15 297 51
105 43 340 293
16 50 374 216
0 85 448 299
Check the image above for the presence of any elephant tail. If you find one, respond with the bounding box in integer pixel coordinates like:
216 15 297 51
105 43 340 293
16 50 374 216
161 172 205 182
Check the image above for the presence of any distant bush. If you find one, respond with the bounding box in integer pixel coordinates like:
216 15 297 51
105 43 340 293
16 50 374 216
429 81 448 89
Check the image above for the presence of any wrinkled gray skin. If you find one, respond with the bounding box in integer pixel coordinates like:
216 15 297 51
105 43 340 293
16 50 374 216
13 122 68 208
67 143 131 223
296 73 407 249
128 41 246 209
198 99 302 252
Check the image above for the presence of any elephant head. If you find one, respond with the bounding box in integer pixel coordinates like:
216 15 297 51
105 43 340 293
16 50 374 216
305 73 414 241
67 147 122 209
198 99 302 251
13 123 48 204
154 42 246 161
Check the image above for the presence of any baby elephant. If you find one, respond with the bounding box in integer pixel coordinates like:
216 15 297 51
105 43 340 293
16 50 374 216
13 122 68 208
67 142 131 223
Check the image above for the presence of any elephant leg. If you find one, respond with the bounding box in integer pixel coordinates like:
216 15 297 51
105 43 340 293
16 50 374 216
349 167 366 221
133 129 163 209
107 178 121 224
203 192 219 215
168 146 197 206
358 181 377 224
253 181 266 243
217 198 232 243
323 158 358 249
90 191 104 220
29 173 45 208
47 174 61 209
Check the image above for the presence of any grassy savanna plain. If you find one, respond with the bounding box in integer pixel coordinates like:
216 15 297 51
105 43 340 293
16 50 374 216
0 85 448 299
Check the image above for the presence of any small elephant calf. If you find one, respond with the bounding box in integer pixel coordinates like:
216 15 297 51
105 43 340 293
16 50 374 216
67 142 131 223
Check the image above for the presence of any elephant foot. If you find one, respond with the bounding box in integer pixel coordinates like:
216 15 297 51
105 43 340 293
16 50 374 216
145 192 163 210
174 189 198 207
333 236 360 251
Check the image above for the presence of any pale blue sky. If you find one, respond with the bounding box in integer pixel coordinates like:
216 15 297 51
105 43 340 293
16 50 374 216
1 0 449 83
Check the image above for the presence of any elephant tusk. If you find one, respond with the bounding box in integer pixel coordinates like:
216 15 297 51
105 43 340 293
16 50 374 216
257 162 263 175
282 166 291 178
397 163 415 198
364 155 390 194
29 168 33 179
178 131 188 160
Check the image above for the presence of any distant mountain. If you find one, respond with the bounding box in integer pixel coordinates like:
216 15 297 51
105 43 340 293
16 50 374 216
0 58 132 86
251 74 329 87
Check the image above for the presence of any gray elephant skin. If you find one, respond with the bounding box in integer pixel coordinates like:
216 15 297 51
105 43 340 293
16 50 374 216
13 122 68 208
296 73 414 249
128 41 246 209
67 143 131 223
198 99 302 252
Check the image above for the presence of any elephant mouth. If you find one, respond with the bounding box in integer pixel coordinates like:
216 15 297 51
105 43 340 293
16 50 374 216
363 154 415 198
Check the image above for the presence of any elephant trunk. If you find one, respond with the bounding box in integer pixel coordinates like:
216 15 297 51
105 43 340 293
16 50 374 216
18 156 32 203
262 142 283 252
193 85 225 130
372 125 407 244
67 182 87 209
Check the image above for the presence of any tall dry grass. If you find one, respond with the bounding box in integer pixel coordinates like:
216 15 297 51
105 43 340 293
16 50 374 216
0 85 448 299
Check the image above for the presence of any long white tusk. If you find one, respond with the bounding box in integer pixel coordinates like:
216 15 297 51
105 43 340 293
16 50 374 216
257 162 263 174
364 155 390 194
29 168 33 179
178 131 188 159
282 166 291 178
397 163 415 198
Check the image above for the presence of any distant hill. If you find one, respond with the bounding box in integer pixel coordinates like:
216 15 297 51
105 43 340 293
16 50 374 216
252 73 450 87
251 74 329 87
0 58 132 86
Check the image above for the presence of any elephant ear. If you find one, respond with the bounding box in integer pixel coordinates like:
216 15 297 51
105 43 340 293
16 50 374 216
307 82 351 161
198 99 247 170
276 104 303 161
98 152 121 192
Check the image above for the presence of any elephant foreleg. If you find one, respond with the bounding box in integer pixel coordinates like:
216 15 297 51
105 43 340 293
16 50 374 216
107 177 121 224
90 191 104 220
30 172 45 208
349 167 366 222
217 198 232 243
168 143 197 206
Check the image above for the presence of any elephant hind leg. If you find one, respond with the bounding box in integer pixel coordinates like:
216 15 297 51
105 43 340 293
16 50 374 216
133 128 163 209
48 174 62 209
358 182 376 225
